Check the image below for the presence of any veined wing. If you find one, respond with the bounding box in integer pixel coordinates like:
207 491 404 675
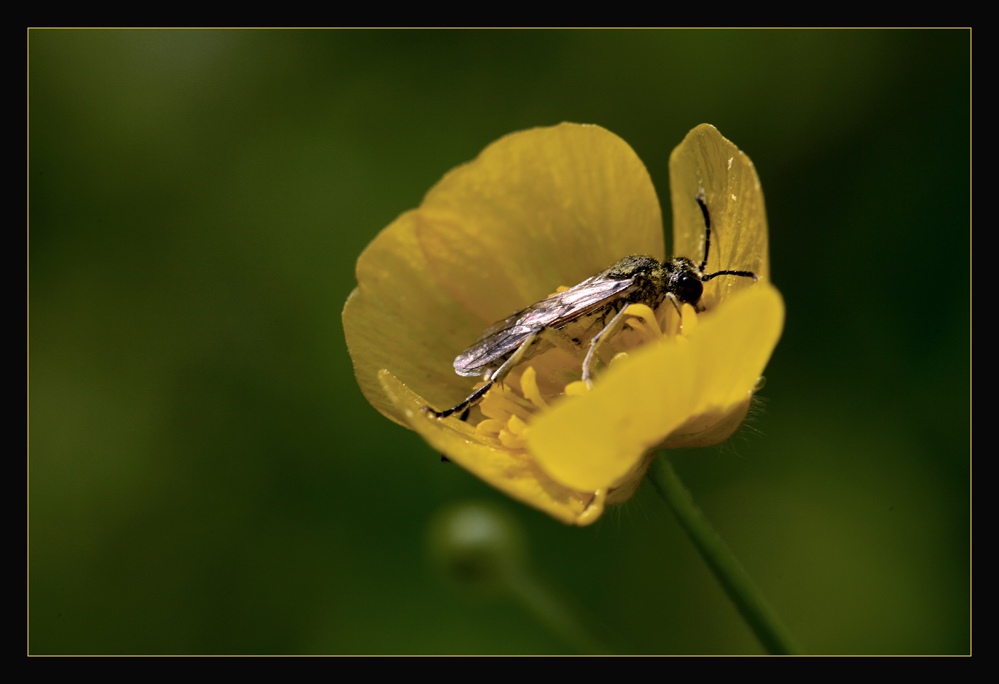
453 271 641 377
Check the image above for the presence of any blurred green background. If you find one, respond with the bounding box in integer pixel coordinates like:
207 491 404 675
29 29 969 655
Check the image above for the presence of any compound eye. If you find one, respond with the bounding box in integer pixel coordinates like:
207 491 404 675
675 274 703 305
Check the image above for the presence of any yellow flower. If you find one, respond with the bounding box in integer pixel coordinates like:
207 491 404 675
343 123 784 526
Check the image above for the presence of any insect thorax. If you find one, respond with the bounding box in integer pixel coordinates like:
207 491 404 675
606 255 704 310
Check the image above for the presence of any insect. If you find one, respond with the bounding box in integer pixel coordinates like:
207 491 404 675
422 195 758 420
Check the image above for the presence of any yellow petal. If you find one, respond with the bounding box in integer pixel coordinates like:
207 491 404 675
669 124 770 310
378 369 595 525
527 284 785 492
343 212 477 425
344 124 665 424
416 123 665 324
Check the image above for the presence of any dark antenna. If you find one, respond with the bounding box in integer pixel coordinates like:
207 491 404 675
695 194 758 283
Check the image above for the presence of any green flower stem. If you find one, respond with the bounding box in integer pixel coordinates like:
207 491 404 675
504 567 613 655
648 456 800 655
428 500 611 654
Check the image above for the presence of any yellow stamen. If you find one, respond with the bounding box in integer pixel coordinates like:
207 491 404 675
471 298 700 452
519 366 549 411
623 303 663 343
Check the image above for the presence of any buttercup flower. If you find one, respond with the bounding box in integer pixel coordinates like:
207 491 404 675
343 123 784 525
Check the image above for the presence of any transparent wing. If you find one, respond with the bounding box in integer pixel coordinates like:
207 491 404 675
453 271 639 376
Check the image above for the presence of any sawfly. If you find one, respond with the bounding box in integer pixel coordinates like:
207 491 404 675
423 195 758 420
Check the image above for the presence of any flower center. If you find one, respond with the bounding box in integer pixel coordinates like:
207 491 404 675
472 300 697 449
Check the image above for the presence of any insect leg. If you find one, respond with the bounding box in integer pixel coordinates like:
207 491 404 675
424 329 543 420
663 291 687 315
582 304 634 386
423 381 495 420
